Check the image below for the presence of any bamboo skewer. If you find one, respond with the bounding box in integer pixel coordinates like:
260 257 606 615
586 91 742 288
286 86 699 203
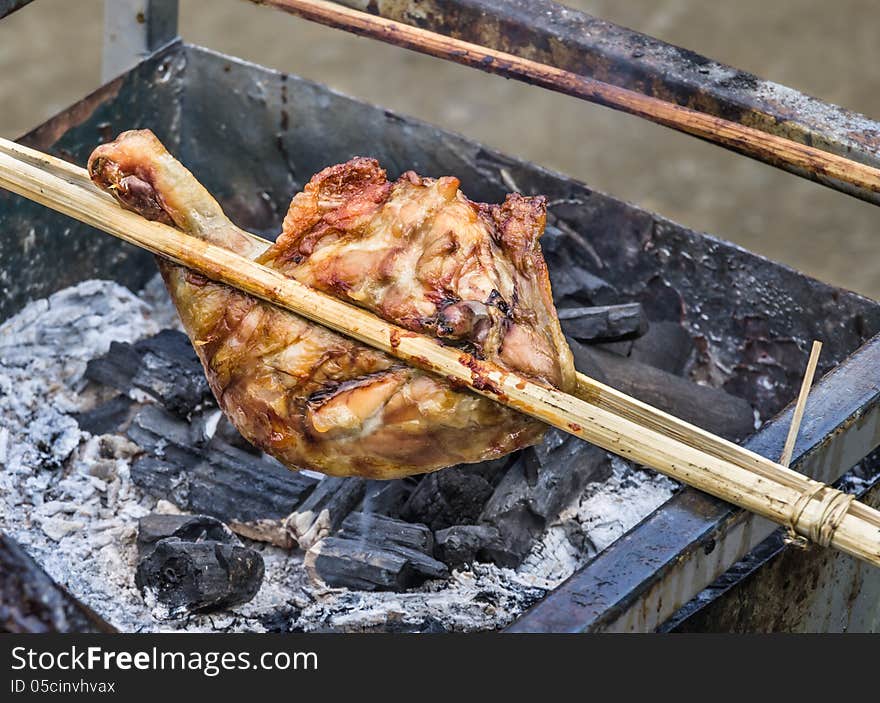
780 341 823 468
1 136 875 523
253 0 880 197
0 141 839 499
1 141 879 567
0 135 835 496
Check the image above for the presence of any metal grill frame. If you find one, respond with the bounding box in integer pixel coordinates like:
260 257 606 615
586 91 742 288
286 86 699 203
2 0 880 633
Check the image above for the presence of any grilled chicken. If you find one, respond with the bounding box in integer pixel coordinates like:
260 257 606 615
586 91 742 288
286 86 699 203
88 130 575 478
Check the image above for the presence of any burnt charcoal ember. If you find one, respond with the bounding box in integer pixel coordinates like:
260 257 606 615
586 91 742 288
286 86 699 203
128 405 317 522
401 465 498 531
479 430 611 567
360 479 414 518
636 276 686 322
72 394 135 435
340 512 434 554
131 456 186 502
548 267 619 306
629 320 694 375
0 532 115 633
85 329 212 417
434 525 500 567
84 340 141 390
542 224 616 306
186 441 316 522
305 536 447 591
135 513 263 614
127 403 195 457
258 606 300 633
571 342 755 441
135 536 264 614
559 303 647 343
131 330 212 416
544 255 620 307
596 321 694 376
212 414 261 454
136 514 234 557
286 477 366 549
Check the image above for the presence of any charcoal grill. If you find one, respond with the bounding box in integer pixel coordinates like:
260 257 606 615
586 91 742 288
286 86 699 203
2 0 880 632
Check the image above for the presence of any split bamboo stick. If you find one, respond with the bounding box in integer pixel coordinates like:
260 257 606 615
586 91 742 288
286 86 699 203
1 138 879 567
780 341 823 468
253 0 880 197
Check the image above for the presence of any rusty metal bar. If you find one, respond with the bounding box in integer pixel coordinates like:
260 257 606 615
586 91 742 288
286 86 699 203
328 0 880 206
508 332 880 632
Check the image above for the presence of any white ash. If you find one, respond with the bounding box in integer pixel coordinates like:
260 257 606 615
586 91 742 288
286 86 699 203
518 458 677 586
0 276 677 632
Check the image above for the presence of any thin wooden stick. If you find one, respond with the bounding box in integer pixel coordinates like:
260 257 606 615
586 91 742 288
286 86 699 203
779 341 823 467
1 141 879 568
253 0 880 197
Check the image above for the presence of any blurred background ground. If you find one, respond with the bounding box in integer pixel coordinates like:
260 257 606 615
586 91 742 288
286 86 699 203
1 0 879 297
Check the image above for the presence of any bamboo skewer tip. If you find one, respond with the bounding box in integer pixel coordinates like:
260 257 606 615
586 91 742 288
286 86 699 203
779 340 823 468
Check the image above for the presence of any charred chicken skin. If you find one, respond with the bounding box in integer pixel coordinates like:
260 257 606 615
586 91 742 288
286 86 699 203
88 130 575 478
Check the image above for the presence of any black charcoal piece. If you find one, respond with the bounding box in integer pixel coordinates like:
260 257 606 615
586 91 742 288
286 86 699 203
85 329 211 417
584 321 695 375
127 405 317 522
286 477 366 549
130 455 186 500
340 512 434 554
548 265 619 307
135 328 198 362
72 394 135 435
84 340 142 390
0 532 115 633
132 331 211 416
186 441 317 522
305 536 447 591
211 414 261 454
136 513 234 557
571 342 755 440
135 538 264 613
401 466 496 531
360 479 413 518
625 320 695 376
127 403 196 453
434 525 500 567
558 303 647 343
479 430 611 567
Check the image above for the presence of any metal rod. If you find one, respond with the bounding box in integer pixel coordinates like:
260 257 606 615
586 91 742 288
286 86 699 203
102 0 179 82
252 0 880 199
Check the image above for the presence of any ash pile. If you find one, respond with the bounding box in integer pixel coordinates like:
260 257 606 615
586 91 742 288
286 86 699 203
0 237 756 631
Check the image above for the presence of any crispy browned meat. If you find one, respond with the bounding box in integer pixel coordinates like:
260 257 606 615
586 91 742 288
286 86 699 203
88 130 575 479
